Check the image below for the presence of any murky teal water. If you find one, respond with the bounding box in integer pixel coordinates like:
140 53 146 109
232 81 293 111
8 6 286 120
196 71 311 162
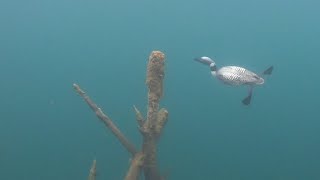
1 0 320 179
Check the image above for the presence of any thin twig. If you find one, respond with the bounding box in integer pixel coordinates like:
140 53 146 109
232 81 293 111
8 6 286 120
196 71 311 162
133 105 145 127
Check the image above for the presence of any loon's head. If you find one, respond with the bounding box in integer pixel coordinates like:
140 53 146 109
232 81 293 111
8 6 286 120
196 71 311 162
194 56 215 66
194 56 217 75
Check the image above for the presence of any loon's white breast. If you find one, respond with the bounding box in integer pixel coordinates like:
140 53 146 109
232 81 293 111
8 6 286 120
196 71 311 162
214 66 264 86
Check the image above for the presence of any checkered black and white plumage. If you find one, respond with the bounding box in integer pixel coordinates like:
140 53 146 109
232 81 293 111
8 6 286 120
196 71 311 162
213 66 264 86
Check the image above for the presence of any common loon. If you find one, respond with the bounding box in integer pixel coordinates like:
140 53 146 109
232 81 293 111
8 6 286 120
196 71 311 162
194 56 273 105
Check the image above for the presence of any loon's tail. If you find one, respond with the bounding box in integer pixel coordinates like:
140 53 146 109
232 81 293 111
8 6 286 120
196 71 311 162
194 56 215 66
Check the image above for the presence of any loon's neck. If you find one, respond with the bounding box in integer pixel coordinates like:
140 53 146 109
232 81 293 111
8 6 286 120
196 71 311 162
211 71 217 76
210 63 217 76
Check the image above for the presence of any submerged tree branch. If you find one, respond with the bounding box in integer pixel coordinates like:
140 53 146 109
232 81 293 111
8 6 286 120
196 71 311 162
155 108 169 139
142 51 167 180
75 50 168 180
73 83 137 156
88 159 97 180
124 152 145 180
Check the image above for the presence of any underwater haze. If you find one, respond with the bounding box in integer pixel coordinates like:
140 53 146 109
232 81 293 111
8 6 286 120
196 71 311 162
1 0 320 179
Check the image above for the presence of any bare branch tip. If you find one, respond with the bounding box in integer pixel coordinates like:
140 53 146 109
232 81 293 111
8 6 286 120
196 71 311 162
73 83 85 95
88 159 97 180
133 105 138 112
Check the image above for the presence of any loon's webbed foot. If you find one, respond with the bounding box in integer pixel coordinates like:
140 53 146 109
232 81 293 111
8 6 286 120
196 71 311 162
242 87 253 105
